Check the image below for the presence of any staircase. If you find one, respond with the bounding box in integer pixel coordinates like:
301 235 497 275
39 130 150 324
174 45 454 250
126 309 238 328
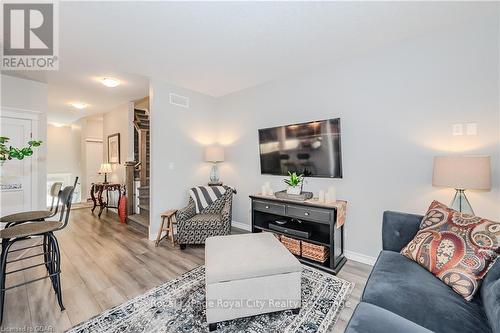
127 107 150 235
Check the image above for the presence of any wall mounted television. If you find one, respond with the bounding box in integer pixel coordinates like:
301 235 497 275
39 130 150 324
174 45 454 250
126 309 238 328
258 118 342 178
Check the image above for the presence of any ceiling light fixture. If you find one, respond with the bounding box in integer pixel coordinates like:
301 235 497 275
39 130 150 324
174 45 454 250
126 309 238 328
71 102 87 110
101 77 120 88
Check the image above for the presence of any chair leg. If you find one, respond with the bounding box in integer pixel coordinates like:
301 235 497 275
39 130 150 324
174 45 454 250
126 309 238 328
43 234 51 274
48 233 65 311
155 217 166 247
179 244 186 250
0 240 12 325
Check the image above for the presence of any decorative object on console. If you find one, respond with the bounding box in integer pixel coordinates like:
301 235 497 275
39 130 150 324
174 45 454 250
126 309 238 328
401 200 499 301
99 163 113 183
327 186 336 203
318 190 325 203
275 190 313 201
107 133 121 163
284 171 304 195
432 155 491 215
205 146 224 185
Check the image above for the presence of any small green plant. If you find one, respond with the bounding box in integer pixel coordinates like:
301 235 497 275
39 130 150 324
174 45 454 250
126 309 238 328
0 136 42 163
284 171 304 188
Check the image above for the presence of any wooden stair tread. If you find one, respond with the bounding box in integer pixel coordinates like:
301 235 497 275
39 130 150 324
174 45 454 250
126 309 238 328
127 214 149 227
138 204 150 211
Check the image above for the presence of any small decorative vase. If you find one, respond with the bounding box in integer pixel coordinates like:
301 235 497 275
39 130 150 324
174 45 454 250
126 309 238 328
286 186 301 195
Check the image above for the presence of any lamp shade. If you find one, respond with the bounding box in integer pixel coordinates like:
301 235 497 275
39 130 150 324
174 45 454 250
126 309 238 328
205 146 224 162
432 156 491 190
99 163 113 173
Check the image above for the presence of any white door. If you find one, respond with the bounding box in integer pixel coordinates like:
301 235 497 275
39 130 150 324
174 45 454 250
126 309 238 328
0 117 33 216
85 140 103 198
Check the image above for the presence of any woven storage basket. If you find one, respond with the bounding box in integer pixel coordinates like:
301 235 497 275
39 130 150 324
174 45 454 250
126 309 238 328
302 241 329 263
281 235 301 256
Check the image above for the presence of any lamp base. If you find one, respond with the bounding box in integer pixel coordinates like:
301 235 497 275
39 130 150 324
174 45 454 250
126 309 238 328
450 189 474 215
209 163 220 184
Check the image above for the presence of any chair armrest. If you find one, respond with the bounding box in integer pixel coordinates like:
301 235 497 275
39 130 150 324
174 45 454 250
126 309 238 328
382 211 423 252
221 198 231 221
176 201 196 223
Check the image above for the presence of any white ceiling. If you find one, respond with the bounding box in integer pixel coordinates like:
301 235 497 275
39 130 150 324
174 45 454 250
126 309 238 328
4 1 497 124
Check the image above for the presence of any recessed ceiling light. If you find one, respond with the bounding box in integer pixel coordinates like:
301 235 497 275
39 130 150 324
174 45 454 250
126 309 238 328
71 102 87 109
101 77 120 88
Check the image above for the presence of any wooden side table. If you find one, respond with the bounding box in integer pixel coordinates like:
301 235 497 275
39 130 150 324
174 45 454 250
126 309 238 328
156 209 178 247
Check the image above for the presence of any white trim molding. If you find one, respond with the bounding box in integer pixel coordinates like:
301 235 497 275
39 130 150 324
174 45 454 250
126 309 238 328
1 106 42 120
345 250 377 266
231 220 252 231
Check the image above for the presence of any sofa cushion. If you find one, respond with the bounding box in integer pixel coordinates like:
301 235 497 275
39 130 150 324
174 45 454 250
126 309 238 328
345 302 432 333
362 251 491 333
400 201 499 300
481 260 500 333
205 233 302 284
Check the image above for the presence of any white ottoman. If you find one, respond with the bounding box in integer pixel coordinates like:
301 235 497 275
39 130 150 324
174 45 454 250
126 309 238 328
205 233 302 331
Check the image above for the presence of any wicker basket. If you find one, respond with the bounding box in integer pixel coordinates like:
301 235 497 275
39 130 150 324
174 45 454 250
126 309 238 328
302 241 329 263
281 235 301 256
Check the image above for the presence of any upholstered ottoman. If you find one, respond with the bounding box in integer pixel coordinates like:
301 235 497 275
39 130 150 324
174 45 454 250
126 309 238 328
205 233 302 331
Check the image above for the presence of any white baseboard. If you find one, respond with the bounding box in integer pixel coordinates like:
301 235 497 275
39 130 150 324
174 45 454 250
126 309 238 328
231 220 252 231
345 250 377 266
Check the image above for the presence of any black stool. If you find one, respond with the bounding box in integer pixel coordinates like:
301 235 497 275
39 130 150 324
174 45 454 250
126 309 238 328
0 184 75 324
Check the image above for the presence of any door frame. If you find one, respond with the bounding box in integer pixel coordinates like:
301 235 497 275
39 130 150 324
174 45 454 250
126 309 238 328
1 106 42 210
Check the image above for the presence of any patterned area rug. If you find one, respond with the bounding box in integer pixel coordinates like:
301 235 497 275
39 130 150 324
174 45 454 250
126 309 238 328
67 265 353 333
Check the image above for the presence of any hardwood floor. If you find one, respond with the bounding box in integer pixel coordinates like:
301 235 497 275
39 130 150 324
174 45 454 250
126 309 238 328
1 208 372 333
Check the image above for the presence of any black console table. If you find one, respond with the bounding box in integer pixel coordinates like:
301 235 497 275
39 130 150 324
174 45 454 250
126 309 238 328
250 194 346 274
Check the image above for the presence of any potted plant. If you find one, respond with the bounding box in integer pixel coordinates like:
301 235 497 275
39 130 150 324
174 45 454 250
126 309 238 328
284 171 304 195
0 136 42 166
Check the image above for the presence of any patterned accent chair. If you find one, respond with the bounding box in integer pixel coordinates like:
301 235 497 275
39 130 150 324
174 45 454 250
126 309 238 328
176 186 234 249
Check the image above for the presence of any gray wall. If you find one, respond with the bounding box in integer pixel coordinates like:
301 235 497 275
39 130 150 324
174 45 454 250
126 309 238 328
149 79 218 240
216 17 500 259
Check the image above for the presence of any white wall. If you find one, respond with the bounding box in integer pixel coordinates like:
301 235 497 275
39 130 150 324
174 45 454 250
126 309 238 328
47 123 82 181
149 79 218 240
1 75 48 210
102 102 134 184
215 18 500 259
75 115 103 200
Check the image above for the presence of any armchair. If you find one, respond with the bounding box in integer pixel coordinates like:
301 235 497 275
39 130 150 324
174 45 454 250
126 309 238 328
176 186 234 249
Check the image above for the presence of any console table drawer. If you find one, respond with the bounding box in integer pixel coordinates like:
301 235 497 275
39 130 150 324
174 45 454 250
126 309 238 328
287 205 331 224
254 200 286 215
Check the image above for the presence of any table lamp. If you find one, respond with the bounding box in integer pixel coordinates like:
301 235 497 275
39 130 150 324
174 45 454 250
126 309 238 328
99 163 113 184
205 146 224 185
432 156 490 215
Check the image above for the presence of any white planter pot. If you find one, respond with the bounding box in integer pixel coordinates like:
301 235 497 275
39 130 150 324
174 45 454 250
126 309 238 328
286 187 301 195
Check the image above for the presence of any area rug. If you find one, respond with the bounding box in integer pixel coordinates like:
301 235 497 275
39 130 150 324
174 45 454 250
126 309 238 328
67 265 353 333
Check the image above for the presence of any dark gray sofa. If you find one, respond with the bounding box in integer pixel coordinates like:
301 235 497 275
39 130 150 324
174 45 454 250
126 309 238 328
345 211 500 333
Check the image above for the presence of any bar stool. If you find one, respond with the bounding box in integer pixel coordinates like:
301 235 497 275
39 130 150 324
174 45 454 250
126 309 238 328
0 182 63 228
0 184 75 324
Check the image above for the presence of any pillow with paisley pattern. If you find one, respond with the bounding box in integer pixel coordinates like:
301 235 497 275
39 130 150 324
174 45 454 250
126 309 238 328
401 201 499 301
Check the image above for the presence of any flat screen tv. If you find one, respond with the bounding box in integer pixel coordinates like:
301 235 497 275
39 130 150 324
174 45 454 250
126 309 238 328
258 118 342 178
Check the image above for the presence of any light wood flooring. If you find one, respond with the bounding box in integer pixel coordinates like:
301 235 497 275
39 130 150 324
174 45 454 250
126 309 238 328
1 209 371 332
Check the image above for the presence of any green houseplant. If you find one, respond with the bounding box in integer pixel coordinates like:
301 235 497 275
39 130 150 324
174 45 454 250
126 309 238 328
284 171 304 195
0 136 42 165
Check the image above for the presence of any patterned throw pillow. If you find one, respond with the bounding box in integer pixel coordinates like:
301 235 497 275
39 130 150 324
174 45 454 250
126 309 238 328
401 201 500 301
